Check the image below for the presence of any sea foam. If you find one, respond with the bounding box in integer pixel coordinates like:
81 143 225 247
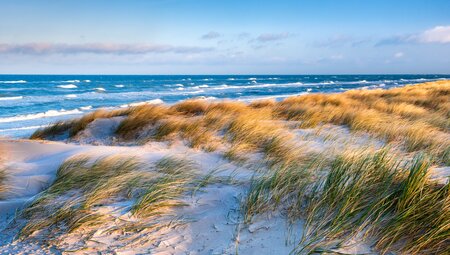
0 96 23 101
0 109 82 123
58 84 78 89
0 80 27 84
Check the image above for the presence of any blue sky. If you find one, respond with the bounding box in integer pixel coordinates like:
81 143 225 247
0 0 449 74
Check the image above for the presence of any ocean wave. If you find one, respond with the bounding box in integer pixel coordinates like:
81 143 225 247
63 80 80 83
193 96 217 101
239 92 309 102
0 125 48 133
80 106 93 110
175 84 184 87
94 87 106 92
209 82 306 90
83 80 91 82
58 84 78 89
120 99 164 108
115 84 125 88
0 109 83 123
65 94 77 98
0 80 27 84
0 96 23 101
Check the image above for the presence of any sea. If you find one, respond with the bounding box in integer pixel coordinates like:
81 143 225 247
0 74 448 138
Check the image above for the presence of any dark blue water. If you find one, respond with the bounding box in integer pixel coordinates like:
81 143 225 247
0 74 449 138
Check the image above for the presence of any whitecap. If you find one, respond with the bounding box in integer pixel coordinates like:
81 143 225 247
0 109 82 123
94 87 106 92
115 84 125 88
83 80 91 82
193 96 217 101
63 80 80 83
239 92 309 102
58 84 78 89
175 84 184 87
79 106 93 110
0 80 27 84
0 125 49 133
65 94 77 98
249 78 257 81
120 99 164 108
0 96 23 101
306 88 312 92
198 84 209 88
176 87 185 91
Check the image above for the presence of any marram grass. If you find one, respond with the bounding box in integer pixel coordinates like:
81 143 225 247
18 155 200 241
31 81 450 165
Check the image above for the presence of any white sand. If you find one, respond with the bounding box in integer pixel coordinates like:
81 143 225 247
0 120 446 254
0 138 303 254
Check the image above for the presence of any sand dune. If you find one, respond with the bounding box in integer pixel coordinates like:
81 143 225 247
0 81 448 254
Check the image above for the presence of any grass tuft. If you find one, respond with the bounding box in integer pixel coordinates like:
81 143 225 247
18 155 201 243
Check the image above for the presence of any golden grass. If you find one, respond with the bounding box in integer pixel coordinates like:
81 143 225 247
31 81 450 165
21 81 450 253
244 147 449 254
277 81 450 164
19 155 199 241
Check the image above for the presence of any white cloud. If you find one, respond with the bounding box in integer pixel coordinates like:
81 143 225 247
377 25 450 45
0 43 214 55
256 32 291 42
201 31 221 40
419 25 450 43
394 52 404 58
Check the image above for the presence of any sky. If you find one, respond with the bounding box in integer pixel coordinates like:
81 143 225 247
0 0 450 74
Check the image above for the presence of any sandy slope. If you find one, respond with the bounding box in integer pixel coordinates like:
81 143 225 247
0 139 303 254
0 120 447 254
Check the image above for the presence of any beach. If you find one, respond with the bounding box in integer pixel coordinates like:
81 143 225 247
0 81 449 254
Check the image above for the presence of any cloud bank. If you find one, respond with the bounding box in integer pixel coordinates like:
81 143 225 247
255 32 291 42
0 43 214 55
201 31 221 40
377 25 450 46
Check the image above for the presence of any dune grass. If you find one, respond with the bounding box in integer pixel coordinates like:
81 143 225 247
301 150 449 254
31 81 450 165
243 146 449 254
276 81 450 164
21 81 450 253
19 155 199 240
